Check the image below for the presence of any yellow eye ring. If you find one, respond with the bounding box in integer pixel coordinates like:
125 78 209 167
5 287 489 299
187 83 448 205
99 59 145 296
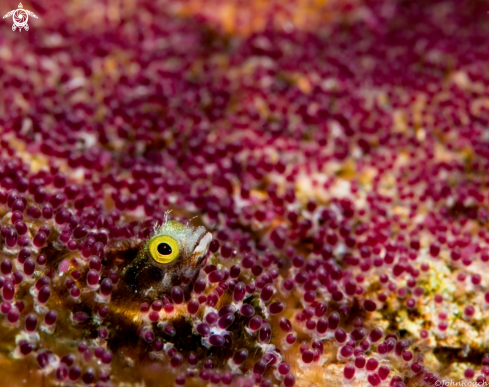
148 235 180 264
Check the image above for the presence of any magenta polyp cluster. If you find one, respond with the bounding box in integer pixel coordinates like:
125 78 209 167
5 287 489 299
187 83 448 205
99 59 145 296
0 0 488 386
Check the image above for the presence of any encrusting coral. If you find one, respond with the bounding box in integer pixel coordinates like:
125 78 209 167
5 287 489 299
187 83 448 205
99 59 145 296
1 0 489 386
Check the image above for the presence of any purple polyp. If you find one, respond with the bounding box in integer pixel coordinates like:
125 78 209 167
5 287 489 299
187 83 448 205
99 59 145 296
240 304 255 317
209 334 225 347
171 286 184 304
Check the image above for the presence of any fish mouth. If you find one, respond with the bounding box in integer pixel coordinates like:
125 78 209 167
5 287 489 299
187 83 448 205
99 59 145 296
193 231 213 256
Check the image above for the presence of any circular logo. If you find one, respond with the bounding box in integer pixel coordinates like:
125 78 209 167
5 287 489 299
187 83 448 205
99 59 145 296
12 9 28 28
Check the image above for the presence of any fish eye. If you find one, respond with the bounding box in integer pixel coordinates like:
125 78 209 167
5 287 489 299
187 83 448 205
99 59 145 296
157 243 172 255
148 235 179 264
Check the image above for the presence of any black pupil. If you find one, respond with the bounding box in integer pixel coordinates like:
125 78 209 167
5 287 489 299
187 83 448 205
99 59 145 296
157 243 172 255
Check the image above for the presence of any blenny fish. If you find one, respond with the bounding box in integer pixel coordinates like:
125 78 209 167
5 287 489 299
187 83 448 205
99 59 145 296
0 188 282 387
